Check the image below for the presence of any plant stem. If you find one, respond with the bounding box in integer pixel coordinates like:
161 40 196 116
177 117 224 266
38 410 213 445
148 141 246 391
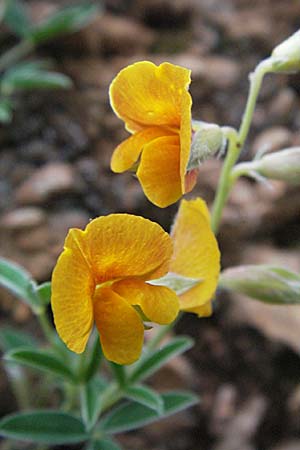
0 39 34 72
37 309 55 344
211 58 273 233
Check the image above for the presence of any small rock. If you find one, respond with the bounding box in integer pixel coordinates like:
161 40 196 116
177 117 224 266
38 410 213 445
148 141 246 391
1 208 46 230
267 88 298 125
251 126 293 157
271 442 300 450
15 225 50 252
15 163 78 205
171 54 241 89
63 13 155 56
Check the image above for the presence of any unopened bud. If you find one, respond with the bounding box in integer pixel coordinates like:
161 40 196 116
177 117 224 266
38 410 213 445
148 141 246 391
187 121 226 170
255 147 300 184
219 265 300 305
271 30 300 73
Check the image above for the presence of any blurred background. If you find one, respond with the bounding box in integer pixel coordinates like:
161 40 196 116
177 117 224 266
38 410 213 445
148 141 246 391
0 0 300 449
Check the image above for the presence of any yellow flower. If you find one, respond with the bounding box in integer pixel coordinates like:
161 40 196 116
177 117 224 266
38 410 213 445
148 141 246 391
170 198 220 316
51 199 220 365
51 214 179 365
109 61 197 208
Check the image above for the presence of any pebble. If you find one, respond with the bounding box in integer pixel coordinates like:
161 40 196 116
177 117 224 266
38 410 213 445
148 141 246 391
15 163 78 205
267 87 298 125
251 126 293 157
0 207 46 230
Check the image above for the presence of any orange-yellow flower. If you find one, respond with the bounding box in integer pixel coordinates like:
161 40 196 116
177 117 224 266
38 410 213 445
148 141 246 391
109 61 197 208
51 214 179 365
51 199 220 365
170 198 220 316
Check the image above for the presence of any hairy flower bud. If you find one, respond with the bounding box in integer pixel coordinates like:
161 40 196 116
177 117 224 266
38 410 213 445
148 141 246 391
255 148 300 184
187 120 226 170
271 30 300 73
220 265 300 305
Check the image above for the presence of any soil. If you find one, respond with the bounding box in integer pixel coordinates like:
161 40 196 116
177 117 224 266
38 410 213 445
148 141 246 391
0 0 300 449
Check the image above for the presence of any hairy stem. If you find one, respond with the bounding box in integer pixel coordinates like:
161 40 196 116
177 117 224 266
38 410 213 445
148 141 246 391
211 58 273 233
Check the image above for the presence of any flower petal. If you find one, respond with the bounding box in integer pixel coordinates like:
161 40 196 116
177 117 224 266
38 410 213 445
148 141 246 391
170 198 220 314
51 229 95 353
93 287 144 364
180 90 193 192
109 61 191 132
111 127 173 173
84 214 172 283
137 135 182 207
112 279 179 325
184 301 212 317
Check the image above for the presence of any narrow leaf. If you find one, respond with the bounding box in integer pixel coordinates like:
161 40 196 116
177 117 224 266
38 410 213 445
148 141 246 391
80 379 102 431
83 336 103 382
125 384 164 414
2 69 72 92
0 257 41 311
35 281 51 306
129 336 194 383
100 391 198 434
0 411 88 444
4 0 32 36
0 327 36 352
109 362 126 387
5 348 76 382
0 99 12 123
30 4 98 44
88 439 122 450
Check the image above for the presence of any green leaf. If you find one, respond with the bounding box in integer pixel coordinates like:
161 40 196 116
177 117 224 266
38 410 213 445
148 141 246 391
30 4 99 44
0 99 13 123
219 264 300 304
109 362 126 387
129 336 194 383
88 439 122 450
0 410 88 444
35 281 51 306
125 384 164 414
0 257 41 312
150 272 202 295
0 327 36 352
83 335 103 382
4 0 32 36
5 347 76 382
2 67 72 92
80 379 103 431
100 391 198 434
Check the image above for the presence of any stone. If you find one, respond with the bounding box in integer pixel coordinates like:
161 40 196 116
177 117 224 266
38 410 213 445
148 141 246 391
170 54 241 89
267 88 298 125
15 163 78 205
0 207 46 230
251 126 293 157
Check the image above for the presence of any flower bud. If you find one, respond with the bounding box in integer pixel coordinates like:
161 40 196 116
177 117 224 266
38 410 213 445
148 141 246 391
271 30 300 73
187 120 226 170
254 147 300 184
219 265 300 305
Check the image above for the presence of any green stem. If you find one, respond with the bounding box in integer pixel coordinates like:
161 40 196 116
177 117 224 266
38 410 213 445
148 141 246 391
146 313 182 352
0 39 34 72
211 58 273 233
37 309 56 345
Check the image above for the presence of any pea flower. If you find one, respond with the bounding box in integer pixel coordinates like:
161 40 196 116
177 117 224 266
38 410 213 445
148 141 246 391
109 61 197 208
51 214 179 365
51 199 220 365
170 198 220 317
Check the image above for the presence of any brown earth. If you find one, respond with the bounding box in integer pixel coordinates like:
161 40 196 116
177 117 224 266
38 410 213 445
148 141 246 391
0 0 300 449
